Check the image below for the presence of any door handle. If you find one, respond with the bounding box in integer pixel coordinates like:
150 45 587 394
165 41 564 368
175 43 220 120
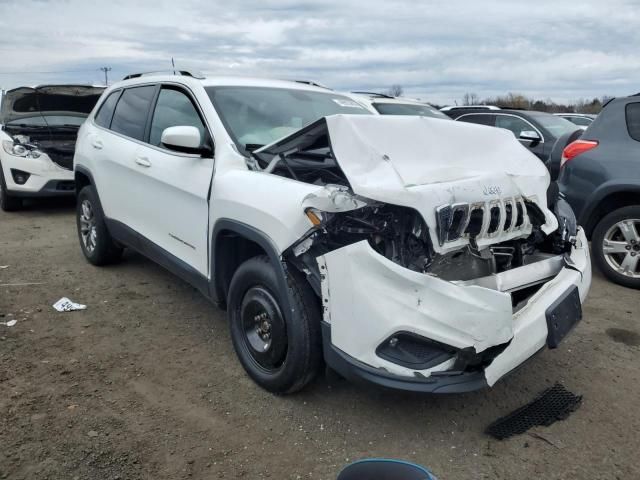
92 138 103 150
135 156 151 167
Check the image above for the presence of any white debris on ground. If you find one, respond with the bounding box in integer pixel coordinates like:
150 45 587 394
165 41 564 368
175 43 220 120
1 319 17 327
52 297 87 312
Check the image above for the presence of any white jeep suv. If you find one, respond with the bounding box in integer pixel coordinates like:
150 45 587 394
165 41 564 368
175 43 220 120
74 71 591 394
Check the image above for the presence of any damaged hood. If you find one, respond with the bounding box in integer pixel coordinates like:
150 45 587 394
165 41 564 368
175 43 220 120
0 85 105 124
258 114 558 254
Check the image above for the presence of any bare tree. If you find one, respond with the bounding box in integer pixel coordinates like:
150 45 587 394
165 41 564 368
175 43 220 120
385 84 404 97
462 92 480 105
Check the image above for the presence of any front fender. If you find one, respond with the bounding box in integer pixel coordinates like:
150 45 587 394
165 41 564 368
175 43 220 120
210 169 324 254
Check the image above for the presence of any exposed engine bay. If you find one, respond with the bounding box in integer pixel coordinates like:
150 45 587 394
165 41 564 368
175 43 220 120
289 196 576 292
251 118 576 293
3 125 78 170
248 114 580 318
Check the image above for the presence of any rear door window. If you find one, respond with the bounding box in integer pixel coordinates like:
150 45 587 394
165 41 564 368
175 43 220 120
456 114 495 126
94 90 121 128
495 115 535 138
625 102 640 142
149 87 206 147
110 85 157 141
568 116 592 126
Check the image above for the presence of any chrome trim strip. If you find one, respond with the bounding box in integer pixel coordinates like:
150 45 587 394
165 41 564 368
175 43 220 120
436 196 531 245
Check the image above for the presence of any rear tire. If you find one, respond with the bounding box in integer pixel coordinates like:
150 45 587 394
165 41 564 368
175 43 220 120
227 255 322 394
76 185 123 265
0 166 22 212
592 205 640 289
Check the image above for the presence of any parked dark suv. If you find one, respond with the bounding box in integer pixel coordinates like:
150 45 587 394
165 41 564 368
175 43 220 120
557 95 640 288
446 108 579 162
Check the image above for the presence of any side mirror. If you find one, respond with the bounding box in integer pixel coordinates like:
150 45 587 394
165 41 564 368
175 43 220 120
519 130 541 142
161 126 206 155
546 128 583 181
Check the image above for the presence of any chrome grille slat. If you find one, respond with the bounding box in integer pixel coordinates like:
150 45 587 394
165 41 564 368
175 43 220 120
436 196 531 245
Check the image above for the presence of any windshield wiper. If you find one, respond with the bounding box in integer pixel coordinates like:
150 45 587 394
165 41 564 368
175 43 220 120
245 143 265 153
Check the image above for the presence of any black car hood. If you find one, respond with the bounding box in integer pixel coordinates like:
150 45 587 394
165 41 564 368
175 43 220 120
0 85 104 124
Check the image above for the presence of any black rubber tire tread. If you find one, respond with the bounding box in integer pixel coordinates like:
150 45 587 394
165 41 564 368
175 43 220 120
227 255 322 394
76 185 123 266
0 165 22 211
592 205 640 289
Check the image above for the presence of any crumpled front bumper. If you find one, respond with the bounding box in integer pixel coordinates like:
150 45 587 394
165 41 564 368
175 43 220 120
318 227 591 393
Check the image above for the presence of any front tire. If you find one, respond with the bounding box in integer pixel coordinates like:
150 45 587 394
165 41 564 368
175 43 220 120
227 256 322 394
592 205 640 289
0 166 22 211
76 185 123 265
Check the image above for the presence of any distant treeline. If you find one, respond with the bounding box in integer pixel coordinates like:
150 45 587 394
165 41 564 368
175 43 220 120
451 92 614 114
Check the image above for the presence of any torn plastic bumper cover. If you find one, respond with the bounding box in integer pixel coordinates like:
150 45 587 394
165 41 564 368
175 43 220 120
318 227 591 393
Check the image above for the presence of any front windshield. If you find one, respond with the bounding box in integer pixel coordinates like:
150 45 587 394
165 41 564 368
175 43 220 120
6 115 86 127
206 86 370 150
373 102 449 119
529 112 580 137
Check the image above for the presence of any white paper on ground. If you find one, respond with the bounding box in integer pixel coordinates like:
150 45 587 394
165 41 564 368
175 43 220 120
53 297 87 312
1 319 17 327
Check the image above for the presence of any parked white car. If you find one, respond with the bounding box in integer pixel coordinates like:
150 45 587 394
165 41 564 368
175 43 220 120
0 85 104 210
554 113 596 128
349 91 450 118
73 72 591 394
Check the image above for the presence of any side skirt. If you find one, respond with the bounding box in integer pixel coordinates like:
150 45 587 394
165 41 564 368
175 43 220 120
105 218 211 299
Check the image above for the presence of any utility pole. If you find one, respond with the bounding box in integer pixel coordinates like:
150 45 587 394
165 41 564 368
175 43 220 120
99 67 112 86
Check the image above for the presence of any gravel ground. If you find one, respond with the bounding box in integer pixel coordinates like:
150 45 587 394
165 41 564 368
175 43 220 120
1 198 639 480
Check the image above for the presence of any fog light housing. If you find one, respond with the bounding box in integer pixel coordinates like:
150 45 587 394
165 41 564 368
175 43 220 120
11 169 31 185
376 332 456 369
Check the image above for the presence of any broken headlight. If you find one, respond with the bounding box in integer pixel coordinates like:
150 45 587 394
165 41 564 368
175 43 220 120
304 207 332 227
2 140 42 159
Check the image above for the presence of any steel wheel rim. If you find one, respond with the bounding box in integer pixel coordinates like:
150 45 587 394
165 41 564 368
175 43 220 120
79 199 97 253
239 286 288 372
602 218 640 278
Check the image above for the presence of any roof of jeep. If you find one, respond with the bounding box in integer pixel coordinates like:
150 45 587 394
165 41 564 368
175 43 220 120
114 74 334 94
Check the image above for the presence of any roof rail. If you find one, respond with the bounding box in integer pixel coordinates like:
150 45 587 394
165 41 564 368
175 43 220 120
440 105 500 111
351 91 395 99
122 70 205 81
292 79 331 90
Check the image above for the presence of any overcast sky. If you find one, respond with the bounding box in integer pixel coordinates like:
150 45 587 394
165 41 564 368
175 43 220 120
1 0 639 105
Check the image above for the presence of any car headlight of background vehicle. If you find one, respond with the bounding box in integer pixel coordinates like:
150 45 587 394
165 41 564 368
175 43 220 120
2 140 42 158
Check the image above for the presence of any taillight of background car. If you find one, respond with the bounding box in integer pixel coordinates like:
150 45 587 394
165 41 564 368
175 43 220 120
560 139 599 168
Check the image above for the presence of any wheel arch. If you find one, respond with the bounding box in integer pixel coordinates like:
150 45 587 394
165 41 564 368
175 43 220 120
211 219 292 316
580 184 640 237
74 165 96 194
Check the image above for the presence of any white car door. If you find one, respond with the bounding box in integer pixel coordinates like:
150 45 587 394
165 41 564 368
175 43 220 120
90 84 159 227
126 85 214 276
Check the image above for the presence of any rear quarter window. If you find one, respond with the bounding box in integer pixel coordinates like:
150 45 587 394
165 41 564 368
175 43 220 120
625 102 640 142
94 90 121 128
110 85 157 141
456 114 495 126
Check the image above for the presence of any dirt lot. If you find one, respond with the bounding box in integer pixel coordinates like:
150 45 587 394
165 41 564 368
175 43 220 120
1 199 639 480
